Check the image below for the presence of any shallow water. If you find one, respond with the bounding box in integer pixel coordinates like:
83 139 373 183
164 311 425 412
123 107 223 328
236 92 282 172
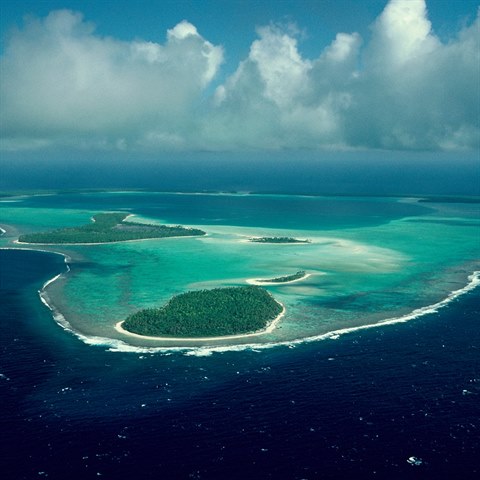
1 192 479 352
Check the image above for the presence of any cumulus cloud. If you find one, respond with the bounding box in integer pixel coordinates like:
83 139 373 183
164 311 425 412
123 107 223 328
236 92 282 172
1 0 478 151
0 11 223 149
346 0 480 149
209 0 479 150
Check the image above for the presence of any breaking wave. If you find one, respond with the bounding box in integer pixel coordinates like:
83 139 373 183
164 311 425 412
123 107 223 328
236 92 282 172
49 268 480 356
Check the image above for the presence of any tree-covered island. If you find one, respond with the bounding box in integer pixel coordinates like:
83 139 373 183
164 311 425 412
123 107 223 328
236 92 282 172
18 212 206 244
121 286 283 337
249 236 311 244
257 271 307 283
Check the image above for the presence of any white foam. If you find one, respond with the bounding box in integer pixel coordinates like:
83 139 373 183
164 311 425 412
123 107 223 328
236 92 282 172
42 273 63 290
107 270 480 356
1 246 72 265
3 247 478 357
45 269 480 356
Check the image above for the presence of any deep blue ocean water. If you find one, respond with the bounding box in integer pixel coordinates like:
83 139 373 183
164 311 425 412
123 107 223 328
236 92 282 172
1 248 479 479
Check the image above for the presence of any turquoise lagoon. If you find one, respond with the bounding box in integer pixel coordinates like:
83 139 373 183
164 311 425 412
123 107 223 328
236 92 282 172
1 192 478 352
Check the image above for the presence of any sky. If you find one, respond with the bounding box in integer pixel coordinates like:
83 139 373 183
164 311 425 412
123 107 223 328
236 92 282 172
0 0 479 180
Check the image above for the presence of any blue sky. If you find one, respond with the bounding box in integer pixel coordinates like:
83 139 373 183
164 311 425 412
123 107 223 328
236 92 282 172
0 0 479 157
2 1 478 50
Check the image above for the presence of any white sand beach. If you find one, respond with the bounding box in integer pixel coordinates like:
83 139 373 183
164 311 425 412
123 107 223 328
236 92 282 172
114 303 285 342
246 273 312 286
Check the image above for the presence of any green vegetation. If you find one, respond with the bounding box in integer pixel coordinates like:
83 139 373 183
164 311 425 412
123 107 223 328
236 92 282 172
258 271 307 283
18 212 206 244
122 286 283 337
249 236 311 244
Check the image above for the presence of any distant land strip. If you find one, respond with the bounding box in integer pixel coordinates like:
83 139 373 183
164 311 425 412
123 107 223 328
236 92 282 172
17 212 206 244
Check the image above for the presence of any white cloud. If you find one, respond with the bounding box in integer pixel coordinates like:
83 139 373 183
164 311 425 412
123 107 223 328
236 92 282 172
1 1 478 152
345 0 480 149
204 24 361 149
324 32 362 63
249 24 312 108
168 20 199 40
207 0 478 150
368 0 438 68
0 10 223 149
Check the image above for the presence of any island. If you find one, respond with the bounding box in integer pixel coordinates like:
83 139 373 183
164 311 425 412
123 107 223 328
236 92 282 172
248 236 311 244
246 270 311 285
119 286 283 338
17 212 206 244
257 271 307 283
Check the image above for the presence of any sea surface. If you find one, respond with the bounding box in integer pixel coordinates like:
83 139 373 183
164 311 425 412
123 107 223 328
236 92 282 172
1 192 479 478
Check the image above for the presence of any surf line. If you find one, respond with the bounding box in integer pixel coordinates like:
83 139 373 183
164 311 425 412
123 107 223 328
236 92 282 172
105 270 480 355
3 246 479 356
1 247 71 282
297 270 480 341
180 270 480 356
1 246 73 327
56 269 480 354
53 269 480 355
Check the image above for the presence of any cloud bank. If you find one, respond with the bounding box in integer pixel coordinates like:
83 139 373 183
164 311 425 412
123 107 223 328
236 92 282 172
1 0 479 151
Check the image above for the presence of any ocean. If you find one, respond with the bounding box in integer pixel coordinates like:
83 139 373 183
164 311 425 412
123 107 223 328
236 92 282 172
1 192 479 479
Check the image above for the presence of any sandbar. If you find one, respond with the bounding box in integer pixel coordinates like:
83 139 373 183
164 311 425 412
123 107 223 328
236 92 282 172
246 273 312 286
239 236 312 245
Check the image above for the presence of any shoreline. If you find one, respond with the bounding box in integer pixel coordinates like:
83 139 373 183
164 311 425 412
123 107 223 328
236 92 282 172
13 232 207 247
246 273 312 286
114 302 286 342
296 270 480 342
178 269 480 354
107 270 479 352
1 245 72 263
239 237 312 245
12 213 206 246
0 246 73 337
1 247 478 352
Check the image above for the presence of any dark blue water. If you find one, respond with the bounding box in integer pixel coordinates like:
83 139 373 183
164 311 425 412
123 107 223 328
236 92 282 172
2 153 479 196
17 192 432 230
1 249 479 479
